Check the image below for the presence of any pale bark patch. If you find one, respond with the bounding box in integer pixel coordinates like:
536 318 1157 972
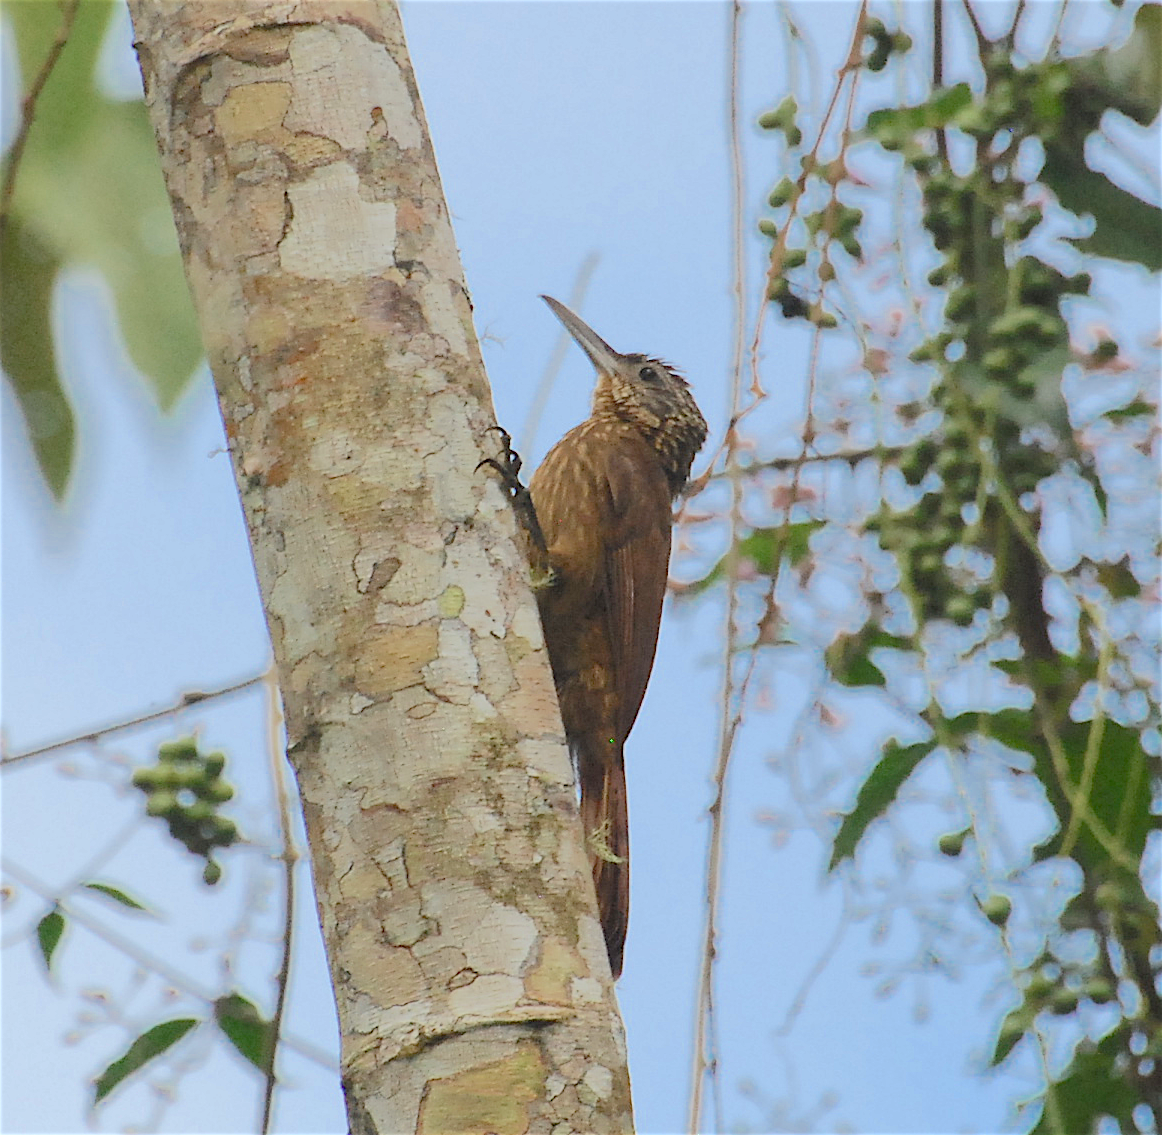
422 880 537 976
281 163 398 279
286 24 420 152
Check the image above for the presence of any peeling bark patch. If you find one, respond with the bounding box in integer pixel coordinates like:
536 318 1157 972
417 1042 544 1135
367 276 425 335
280 162 396 279
366 557 401 594
215 80 291 147
523 936 577 1006
356 624 439 695
223 25 295 66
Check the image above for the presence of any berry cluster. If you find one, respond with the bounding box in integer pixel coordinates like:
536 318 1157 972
131 737 238 885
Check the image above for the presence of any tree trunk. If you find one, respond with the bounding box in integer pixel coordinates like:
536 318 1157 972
127 2 633 1130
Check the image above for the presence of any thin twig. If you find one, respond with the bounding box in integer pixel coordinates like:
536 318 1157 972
960 0 990 58
774 878 853 1037
934 0 949 162
1006 0 1027 48
1 674 268 770
1049 0 1071 53
690 9 870 1127
746 1 868 397
261 671 297 1134
0 0 81 238
687 4 747 1131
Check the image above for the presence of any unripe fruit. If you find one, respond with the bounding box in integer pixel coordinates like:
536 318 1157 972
982 894 1012 926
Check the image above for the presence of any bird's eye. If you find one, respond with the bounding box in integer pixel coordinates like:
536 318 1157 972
639 366 659 382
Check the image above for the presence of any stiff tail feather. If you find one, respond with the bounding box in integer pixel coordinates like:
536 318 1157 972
575 734 629 979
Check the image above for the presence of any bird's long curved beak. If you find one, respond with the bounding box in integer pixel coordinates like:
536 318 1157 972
541 295 623 374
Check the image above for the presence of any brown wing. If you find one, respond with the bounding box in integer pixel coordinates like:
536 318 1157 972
529 420 674 743
601 438 673 744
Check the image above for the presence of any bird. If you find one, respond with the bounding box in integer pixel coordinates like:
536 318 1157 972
484 296 707 979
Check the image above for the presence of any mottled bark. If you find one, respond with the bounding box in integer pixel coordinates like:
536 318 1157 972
127 2 633 1130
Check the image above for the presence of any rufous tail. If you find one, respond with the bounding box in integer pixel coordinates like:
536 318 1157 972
576 735 629 979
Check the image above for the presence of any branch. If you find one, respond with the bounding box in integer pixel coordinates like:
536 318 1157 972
934 0 949 161
0 0 81 238
1 674 267 771
1006 0 1027 48
261 672 297 1135
960 0 990 59
688 7 747 1130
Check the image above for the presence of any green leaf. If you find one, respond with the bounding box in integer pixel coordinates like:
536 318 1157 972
836 653 887 687
0 217 74 496
991 1002 1035 1066
828 623 913 689
93 1018 199 1104
1030 1028 1138 1135
214 993 274 1071
1031 720 1159 870
1104 399 1155 421
1042 142 1162 271
865 83 972 142
829 739 937 869
1093 556 1142 598
1070 2 1162 126
927 82 973 125
3 0 202 497
82 882 150 913
36 906 66 973
682 521 826 596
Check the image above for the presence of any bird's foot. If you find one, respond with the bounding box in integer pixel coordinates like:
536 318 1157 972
588 819 627 865
477 426 525 494
478 426 550 562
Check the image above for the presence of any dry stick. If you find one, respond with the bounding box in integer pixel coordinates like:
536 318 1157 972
1 674 268 770
960 0 991 57
933 0 949 162
687 5 748 1131
0 0 81 236
688 9 869 1130
519 250 600 458
1049 0 1072 53
1006 0 1028 47
681 0 867 504
261 670 297 1135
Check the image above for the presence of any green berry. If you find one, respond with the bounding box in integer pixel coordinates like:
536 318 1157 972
1083 978 1115 1005
145 792 179 818
768 177 796 208
158 738 198 762
938 830 967 856
982 894 1012 926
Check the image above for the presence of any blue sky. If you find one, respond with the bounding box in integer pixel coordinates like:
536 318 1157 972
4 2 1156 1133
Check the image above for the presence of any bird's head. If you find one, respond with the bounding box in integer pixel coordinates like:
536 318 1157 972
541 295 708 491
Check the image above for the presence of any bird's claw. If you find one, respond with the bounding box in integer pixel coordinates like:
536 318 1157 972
478 425 549 559
476 426 525 494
